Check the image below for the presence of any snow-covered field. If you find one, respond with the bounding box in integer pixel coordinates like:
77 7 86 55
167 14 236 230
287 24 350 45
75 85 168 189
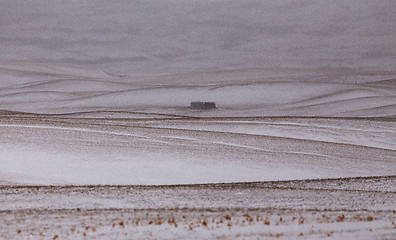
1 64 395 239
1 0 396 239
1 115 396 185
1 177 395 239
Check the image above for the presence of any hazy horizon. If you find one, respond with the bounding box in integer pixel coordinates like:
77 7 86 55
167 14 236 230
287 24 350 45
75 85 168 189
1 0 395 75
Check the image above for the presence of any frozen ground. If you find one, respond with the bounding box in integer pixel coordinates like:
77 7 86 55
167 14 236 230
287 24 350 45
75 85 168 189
1 177 395 239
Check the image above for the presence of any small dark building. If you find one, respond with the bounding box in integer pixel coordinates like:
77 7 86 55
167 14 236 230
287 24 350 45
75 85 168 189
203 102 216 109
190 101 216 109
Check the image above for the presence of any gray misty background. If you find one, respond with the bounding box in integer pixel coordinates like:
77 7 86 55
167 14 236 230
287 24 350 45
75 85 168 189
1 0 395 75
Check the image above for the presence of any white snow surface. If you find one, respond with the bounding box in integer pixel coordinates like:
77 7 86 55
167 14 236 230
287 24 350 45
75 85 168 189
0 62 396 185
1 62 396 117
1 116 395 185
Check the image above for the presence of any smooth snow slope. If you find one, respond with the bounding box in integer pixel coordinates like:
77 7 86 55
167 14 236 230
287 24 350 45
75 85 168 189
1 117 395 185
0 62 396 117
1 0 396 74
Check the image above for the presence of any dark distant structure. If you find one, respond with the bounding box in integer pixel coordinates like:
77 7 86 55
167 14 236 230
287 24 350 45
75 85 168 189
190 101 216 110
